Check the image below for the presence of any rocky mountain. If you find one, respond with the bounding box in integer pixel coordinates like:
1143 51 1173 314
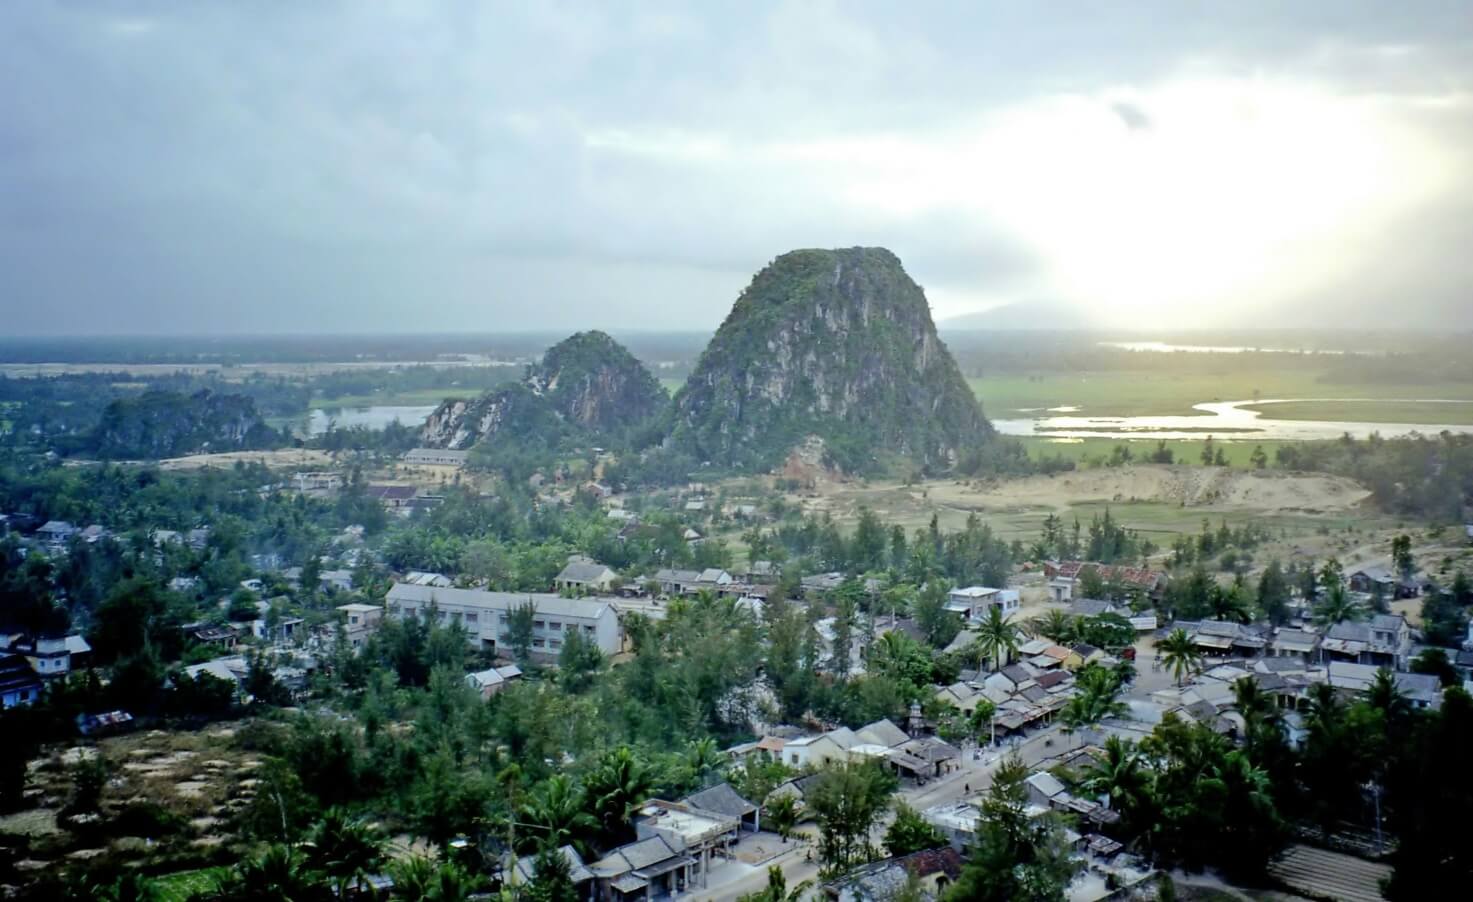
420 331 665 450
91 390 279 459
669 247 992 472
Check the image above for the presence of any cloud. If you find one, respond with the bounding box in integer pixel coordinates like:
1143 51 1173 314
0 2 1470 333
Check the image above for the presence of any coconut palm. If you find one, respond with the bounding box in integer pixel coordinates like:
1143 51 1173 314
1029 609 1077 644
1230 676 1283 757
738 865 814 902
390 855 479 902
1312 583 1364 627
1060 665 1128 732
214 844 321 902
1079 735 1150 830
518 775 597 854
684 736 725 789
1367 667 1410 723
304 807 386 899
974 605 1022 672
1157 629 1202 687
582 746 655 847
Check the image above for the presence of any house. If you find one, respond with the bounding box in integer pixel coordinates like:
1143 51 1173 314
821 846 963 902
856 718 911 748
683 783 760 833
1393 672 1443 710
401 448 469 468
1045 561 1167 603
365 484 417 510
800 572 847 597
385 584 623 659
765 773 825 813
1270 628 1320 661
894 736 961 780
402 571 453 588
319 569 354 593
0 654 43 708
588 834 698 900
1320 614 1412 670
36 520 77 547
464 664 523 699
78 524 109 544
654 568 702 596
337 602 384 650
683 499 706 513
556 559 620 594
1 634 91 679
1024 771 1068 807
584 482 614 500
1348 566 1418 599
783 733 848 769
923 802 984 850
634 799 740 888
507 845 593 899
944 586 1021 621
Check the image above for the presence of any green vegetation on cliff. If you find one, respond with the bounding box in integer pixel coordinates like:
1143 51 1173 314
669 247 992 473
90 390 280 459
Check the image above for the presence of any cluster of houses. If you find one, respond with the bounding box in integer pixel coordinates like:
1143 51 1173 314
0 632 91 708
731 716 963 791
499 783 763 900
1161 612 1414 671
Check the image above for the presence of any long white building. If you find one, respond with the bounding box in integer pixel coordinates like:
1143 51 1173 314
385 583 622 658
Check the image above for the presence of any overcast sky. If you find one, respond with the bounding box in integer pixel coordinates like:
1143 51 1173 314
2 2 1470 334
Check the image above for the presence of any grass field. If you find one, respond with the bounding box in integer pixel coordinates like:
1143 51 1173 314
1239 398 1473 425
156 867 227 902
969 372 1473 420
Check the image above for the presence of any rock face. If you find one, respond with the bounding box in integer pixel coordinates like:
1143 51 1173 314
669 247 991 472
92 390 279 459
420 331 665 450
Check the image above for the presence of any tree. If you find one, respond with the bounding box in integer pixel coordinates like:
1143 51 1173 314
582 746 656 848
1391 535 1415 583
1313 582 1364 627
304 807 386 899
807 761 897 874
519 774 597 854
1060 664 1128 732
1412 647 1459 687
737 865 813 902
969 699 998 747
944 756 1080 901
765 793 799 842
390 855 479 902
1256 560 1291 626
1028 609 1076 644
213 844 323 901
974 605 1021 672
1249 445 1268 469
884 801 947 856
557 626 604 692
1157 629 1202 687
913 581 959 649
505 599 538 664
525 844 578 902
1079 736 1151 836
1200 437 1216 466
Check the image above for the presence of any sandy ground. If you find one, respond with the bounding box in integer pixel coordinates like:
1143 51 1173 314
155 448 335 471
949 466 1372 514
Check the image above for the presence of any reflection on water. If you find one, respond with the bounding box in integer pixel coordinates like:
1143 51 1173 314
308 405 436 435
996 398 1473 441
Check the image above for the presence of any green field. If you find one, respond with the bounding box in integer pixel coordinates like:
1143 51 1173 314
156 867 227 902
312 388 465 407
1239 398 1473 426
969 372 1473 420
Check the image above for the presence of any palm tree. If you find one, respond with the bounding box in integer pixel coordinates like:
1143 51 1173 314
1230 676 1283 757
518 775 597 854
1157 629 1202 687
765 794 799 842
968 699 997 747
684 737 725 789
1060 666 1128 732
1367 668 1410 723
214 844 321 902
304 807 386 899
584 746 656 846
84 873 161 902
1312 582 1364 627
974 606 1022 672
737 865 814 902
1080 736 1149 829
1029 609 1077 644
391 855 479 902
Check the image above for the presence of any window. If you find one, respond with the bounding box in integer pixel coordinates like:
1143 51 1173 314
533 638 546 648
402 607 416 617
584 625 595 635
549 639 562 649
533 620 546 629
548 621 561 630
464 612 478 623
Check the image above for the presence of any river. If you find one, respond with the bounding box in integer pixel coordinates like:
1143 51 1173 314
307 405 437 435
994 398 1473 441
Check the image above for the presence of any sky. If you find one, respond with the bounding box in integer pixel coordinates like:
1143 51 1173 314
2 1 1471 335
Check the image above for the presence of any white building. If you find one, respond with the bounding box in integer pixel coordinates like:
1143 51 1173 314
946 586 1020 620
402 448 469 468
385 583 622 659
